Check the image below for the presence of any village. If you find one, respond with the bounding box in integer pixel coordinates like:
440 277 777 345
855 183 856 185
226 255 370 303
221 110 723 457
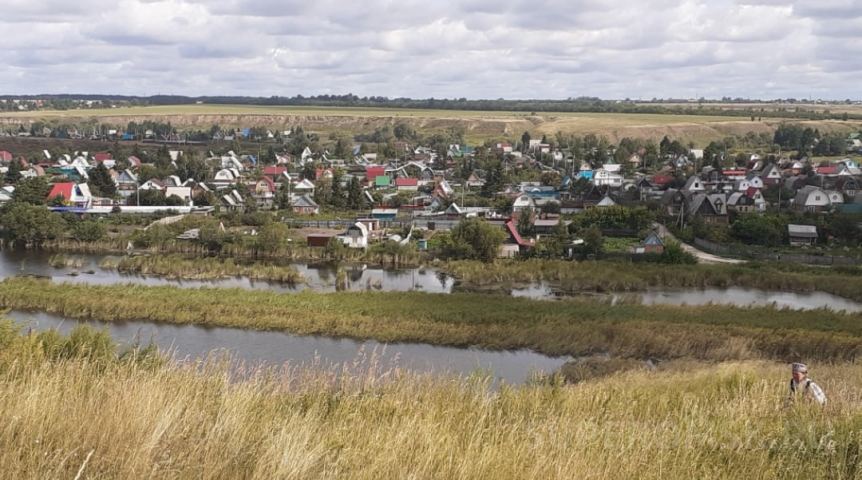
0 123 860 261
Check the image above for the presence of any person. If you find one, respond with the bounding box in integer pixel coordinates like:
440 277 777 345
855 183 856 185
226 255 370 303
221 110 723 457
785 363 826 407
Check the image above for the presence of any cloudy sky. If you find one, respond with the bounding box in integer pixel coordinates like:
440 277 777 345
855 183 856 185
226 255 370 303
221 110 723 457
0 0 859 100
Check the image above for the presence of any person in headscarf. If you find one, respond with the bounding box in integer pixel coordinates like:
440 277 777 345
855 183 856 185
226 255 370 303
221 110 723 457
785 363 826 407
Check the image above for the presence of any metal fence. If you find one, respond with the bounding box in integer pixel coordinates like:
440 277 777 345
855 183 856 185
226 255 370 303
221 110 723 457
693 238 861 266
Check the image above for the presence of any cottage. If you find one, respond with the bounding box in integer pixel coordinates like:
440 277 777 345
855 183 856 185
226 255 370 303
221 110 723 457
788 224 818 247
632 231 664 254
592 169 624 188
687 193 728 225
291 195 320 215
793 186 839 213
759 164 783 186
338 222 369 249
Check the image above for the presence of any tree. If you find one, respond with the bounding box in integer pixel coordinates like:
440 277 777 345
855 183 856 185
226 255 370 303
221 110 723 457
517 207 534 237
441 217 507 262
330 168 345 209
256 222 290 255
480 162 504 198
87 162 117 197
71 219 106 242
580 226 604 257
346 176 364 210
0 203 66 247
521 131 531 152
730 214 787 247
4 158 23 185
12 177 50 205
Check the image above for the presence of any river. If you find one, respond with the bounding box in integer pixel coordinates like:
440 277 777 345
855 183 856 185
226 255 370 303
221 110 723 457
5 310 569 385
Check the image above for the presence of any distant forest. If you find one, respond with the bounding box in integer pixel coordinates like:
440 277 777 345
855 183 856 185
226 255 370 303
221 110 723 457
3 94 862 121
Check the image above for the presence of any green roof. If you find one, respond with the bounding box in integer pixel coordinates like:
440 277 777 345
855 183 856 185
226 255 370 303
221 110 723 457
849 133 861 139
375 175 391 187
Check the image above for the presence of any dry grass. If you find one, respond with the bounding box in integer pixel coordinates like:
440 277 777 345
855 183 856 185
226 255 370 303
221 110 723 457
3 336 862 480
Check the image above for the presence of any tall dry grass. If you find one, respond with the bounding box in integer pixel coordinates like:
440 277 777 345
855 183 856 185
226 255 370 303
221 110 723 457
4 337 862 480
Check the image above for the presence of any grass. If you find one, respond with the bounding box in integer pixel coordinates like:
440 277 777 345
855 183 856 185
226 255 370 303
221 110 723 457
441 259 862 302
2 320 862 480
2 278 862 362
102 255 305 284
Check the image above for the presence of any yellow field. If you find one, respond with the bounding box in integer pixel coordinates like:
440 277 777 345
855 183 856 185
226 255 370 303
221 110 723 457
1 104 856 145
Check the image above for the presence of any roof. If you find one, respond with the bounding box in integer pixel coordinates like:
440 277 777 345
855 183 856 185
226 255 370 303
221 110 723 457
264 166 286 176
817 166 837 175
642 232 664 246
47 182 74 200
292 195 319 208
94 153 112 162
505 221 534 247
366 167 386 180
395 178 418 187
0 151 12 162
788 224 818 238
375 175 391 186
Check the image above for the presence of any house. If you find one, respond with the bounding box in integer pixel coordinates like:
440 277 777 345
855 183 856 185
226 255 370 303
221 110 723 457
834 177 859 198
500 220 534 258
682 175 705 193
374 175 391 189
139 179 166 191
371 208 398 221
596 195 617 207
165 187 192 205
632 231 664 254
759 164 783 186
0 186 14 205
512 194 536 213
212 168 241 188
338 222 369 249
728 188 766 213
793 186 839 213
292 178 316 196
466 171 486 189
291 195 320 215
788 224 818 247
46 182 92 207
395 178 419 191
162 175 182 188
592 169 624 188
220 190 245 211
116 170 138 198
627 153 643 168
687 193 728 225
0 151 12 162
744 174 764 190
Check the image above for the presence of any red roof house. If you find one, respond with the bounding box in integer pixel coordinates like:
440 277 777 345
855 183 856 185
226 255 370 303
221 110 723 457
94 153 112 162
47 182 74 202
264 166 286 177
0 151 12 162
366 167 386 182
394 178 419 187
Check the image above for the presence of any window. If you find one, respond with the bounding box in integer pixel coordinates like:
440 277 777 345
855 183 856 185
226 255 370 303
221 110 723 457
815 196 821 201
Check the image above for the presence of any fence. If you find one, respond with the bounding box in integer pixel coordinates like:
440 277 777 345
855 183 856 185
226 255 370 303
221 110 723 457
693 238 861 266
283 218 463 231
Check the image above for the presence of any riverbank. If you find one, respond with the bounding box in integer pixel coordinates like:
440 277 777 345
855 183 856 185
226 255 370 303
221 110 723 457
1 326 859 480
2 278 862 362
101 255 305 283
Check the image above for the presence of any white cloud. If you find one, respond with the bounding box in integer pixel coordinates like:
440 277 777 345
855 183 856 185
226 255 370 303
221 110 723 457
0 0 856 99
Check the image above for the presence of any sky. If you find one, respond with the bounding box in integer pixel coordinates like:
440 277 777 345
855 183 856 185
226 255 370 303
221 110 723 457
0 0 859 100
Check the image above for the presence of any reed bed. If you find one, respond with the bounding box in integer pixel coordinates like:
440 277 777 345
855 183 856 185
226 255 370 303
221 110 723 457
442 259 862 301
3 326 862 480
2 278 862 363
105 255 305 284
47 253 85 268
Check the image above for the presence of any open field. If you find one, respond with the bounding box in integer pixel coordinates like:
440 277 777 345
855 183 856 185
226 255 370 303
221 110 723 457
2 322 861 479
1 104 856 145
639 102 862 115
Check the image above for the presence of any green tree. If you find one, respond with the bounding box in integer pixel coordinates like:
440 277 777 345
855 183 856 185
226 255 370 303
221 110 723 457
442 218 507 262
535 220 569 259
71 219 106 242
730 214 787 247
0 203 66 247
580 226 604 257
517 207 534 237
521 131 531 152
87 162 117 197
330 168 345 209
4 158 23 185
346 176 364 210
256 222 290 255
12 177 50 205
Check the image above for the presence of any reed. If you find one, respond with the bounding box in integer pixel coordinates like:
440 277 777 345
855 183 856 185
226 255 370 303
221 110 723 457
106 255 305 284
442 259 862 301
2 331 862 480
1 278 862 363
47 254 84 268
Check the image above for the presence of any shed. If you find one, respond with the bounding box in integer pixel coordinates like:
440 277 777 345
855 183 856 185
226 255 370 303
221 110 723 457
788 224 818 247
632 231 664 254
